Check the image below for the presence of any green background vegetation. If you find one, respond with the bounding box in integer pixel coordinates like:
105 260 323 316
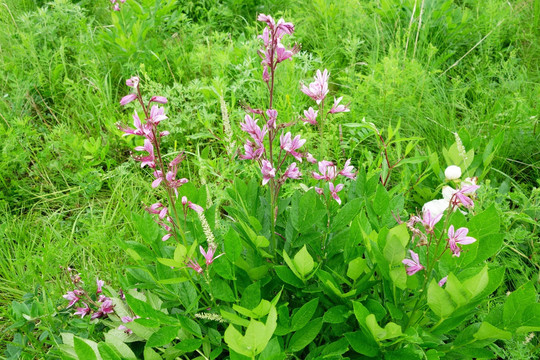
0 0 538 357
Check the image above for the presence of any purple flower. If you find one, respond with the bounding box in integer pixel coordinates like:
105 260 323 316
283 162 301 179
63 291 80 308
276 42 293 63
452 185 480 208
118 316 140 334
181 196 204 213
74 303 91 318
301 69 329 104
266 109 277 129
279 132 306 161
120 93 137 106
96 279 104 294
240 115 267 146
421 210 443 233
239 140 264 160
148 105 168 125
200 246 224 266
306 153 317 164
133 139 155 168
150 96 168 104
302 107 318 125
187 259 203 274
315 187 324 195
126 76 139 88
329 97 350 114
261 160 276 186
312 160 337 181
91 299 114 320
438 276 448 287
402 250 424 275
113 3 120 11
447 225 477 257
329 183 344 204
338 159 355 179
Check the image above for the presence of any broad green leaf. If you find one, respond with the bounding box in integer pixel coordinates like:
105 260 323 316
445 274 471 307
98 343 122 360
156 258 183 269
143 348 161 360
224 228 242 262
178 316 202 337
323 305 350 324
345 331 379 357
373 185 390 216
462 266 489 298
331 198 362 232
504 281 536 330
274 265 304 287
288 317 323 352
347 257 367 281
474 322 512 340
174 339 202 353
174 244 187 263
291 298 319 331
240 282 261 309
427 280 456 319
365 314 402 340
293 245 314 278
146 326 179 348
74 337 97 360
211 279 236 302
516 303 540 333
103 333 137 360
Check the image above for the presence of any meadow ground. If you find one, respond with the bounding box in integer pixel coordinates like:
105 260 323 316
0 0 538 358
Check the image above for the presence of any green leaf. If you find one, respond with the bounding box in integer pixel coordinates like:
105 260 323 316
365 314 402 340
143 348 161 360
504 281 536 330
293 245 314 278
462 266 489 298
240 282 261 309
345 331 379 357
74 337 97 360
323 305 350 324
178 316 202 337
103 334 137 360
274 266 304 287
445 274 471 308
347 257 367 281
291 298 319 331
132 213 160 245
288 317 323 352
259 337 283 360
174 339 202 353
224 228 242 262
146 326 179 348
156 258 183 268
517 303 540 333
427 280 456 319
331 198 362 232
373 185 390 216
98 343 122 360
474 322 512 340
212 279 236 302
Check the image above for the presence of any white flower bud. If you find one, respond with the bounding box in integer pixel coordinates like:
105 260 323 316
442 186 458 201
445 165 462 180
422 199 450 218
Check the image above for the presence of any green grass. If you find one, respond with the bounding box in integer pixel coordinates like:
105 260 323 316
0 0 538 356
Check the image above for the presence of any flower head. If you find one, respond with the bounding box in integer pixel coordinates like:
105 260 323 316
452 184 480 208
402 250 424 275
339 159 355 179
63 291 80 308
120 93 137 106
312 160 337 181
301 69 329 104
447 225 477 257
187 259 204 274
261 160 276 185
302 107 318 125
438 276 448 287
329 96 350 114
266 109 278 129
280 132 306 161
200 246 224 266
96 279 104 294
283 162 301 179
126 76 140 88
445 165 462 180
74 303 91 318
329 183 344 204
421 210 443 233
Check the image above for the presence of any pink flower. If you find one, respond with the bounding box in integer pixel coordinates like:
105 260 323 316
329 183 344 204
148 105 167 125
261 160 276 186
150 96 168 104
339 159 355 179
447 225 477 257
117 111 147 137
257 13 276 28
181 196 204 213
120 93 137 106
329 97 350 114
452 185 480 208
91 299 114 319
133 139 155 168
421 210 443 233
279 132 306 161
187 259 204 274
312 160 337 181
302 107 318 125
113 3 120 11
402 250 424 275
283 162 301 179
63 291 80 308
200 246 224 266
96 279 104 294
162 233 172 242
74 303 91 318
301 69 329 104
240 115 267 145
315 187 324 195
126 76 139 88
266 109 277 129
262 65 270 82
276 42 293 63
438 276 448 287
306 153 317 164
239 140 264 160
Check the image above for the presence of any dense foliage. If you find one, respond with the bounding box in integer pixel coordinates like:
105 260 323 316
0 0 538 359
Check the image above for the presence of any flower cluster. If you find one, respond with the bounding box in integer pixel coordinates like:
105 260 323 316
402 165 480 276
62 269 115 320
110 0 126 12
311 159 355 204
117 77 202 242
186 246 224 275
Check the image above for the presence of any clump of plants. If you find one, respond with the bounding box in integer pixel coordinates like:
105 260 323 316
35 12 540 360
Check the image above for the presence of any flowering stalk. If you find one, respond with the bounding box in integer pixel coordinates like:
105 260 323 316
117 77 205 247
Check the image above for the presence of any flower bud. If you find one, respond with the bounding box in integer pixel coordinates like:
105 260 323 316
444 165 462 180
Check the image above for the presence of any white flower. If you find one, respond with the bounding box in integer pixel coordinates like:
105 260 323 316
445 165 462 180
442 186 458 201
422 199 450 218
